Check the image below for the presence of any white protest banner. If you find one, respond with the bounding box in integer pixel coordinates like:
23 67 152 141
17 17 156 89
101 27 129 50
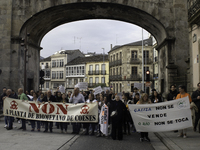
4 97 98 123
75 84 79 88
77 82 88 90
59 85 65 94
99 104 109 135
128 97 192 132
93 86 103 95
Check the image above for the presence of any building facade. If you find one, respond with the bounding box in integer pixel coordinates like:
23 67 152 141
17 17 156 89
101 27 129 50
109 37 153 94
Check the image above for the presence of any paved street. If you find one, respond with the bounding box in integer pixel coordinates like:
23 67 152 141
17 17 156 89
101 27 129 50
0 116 167 150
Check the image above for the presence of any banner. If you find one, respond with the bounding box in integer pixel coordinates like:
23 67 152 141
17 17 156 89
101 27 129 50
93 86 102 95
128 97 192 132
3 98 98 123
75 82 88 90
99 104 109 135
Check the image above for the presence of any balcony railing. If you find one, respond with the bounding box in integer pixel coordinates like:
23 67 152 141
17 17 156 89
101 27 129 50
109 59 122 67
88 83 106 88
127 74 142 81
88 70 107 75
188 0 200 20
109 75 122 81
143 58 153 64
130 58 141 64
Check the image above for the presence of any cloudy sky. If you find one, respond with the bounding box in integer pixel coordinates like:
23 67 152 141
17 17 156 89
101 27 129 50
40 19 149 58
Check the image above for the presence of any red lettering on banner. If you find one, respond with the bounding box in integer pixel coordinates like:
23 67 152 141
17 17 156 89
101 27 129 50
29 103 39 113
41 104 55 114
56 104 69 114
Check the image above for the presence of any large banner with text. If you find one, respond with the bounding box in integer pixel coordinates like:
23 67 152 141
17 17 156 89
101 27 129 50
128 97 193 132
3 98 98 123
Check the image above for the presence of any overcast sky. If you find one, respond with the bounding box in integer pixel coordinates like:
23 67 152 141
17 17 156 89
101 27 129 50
40 19 149 58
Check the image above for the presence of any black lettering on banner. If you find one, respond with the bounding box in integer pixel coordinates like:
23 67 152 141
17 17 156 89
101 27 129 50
156 106 167 110
167 120 173 124
9 110 13 115
28 113 34 118
168 105 174 109
147 113 167 118
175 117 189 123
154 121 165 125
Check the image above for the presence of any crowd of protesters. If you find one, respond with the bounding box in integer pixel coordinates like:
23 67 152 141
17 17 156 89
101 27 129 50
0 82 199 141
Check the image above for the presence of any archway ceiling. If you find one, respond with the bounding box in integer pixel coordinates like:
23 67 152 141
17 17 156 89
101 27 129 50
21 2 167 47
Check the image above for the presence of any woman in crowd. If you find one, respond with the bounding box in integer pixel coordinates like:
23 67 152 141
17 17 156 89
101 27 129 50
85 93 97 135
97 95 105 137
30 92 42 131
137 93 152 142
110 95 126 140
133 93 140 104
176 85 192 138
60 93 69 133
151 90 162 103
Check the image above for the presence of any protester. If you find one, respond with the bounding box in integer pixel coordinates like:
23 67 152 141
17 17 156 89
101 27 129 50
2 89 17 130
132 88 140 98
151 90 162 103
133 93 140 104
137 93 151 142
43 90 56 133
97 95 105 137
110 95 126 140
167 84 178 101
60 93 69 133
69 88 85 134
1 87 7 128
85 93 97 135
18 88 29 131
30 92 41 131
191 82 200 132
176 85 192 138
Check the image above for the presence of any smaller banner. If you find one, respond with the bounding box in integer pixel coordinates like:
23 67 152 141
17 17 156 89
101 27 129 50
94 86 103 95
103 87 110 92
59 85 65 94
3 97 98 123
128 97 193 132
99 104 109 135
134 83 143 90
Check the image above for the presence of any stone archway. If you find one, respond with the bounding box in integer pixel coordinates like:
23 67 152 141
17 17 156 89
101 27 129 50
0 0 189 96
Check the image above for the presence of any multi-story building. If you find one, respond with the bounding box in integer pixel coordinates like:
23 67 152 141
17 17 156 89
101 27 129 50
65 55 109 91
39 49 84 92
188 0 200 92
108 37 153 94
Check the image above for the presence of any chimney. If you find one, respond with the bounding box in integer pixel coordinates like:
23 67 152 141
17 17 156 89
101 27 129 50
111 44 113 50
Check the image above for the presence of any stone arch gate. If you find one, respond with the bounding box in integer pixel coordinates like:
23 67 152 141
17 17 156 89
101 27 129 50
0 0 189 96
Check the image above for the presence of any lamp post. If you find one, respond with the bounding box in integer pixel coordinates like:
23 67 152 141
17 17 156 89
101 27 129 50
102 48 105 85
142 29 144 91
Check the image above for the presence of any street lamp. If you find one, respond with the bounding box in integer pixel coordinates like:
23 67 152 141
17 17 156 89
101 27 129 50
102 48 105 85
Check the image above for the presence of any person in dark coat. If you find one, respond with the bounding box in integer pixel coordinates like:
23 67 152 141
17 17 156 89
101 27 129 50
167 84 178 101
191 82 200 132
151 90 162 103
110 95 126 140
43 90 56 133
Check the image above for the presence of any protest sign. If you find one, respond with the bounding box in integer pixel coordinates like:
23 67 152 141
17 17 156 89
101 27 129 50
93 86 103 95
77 82 88 90
134 83 143 90
103 87 110 92
128 97 192 132
4 97 98 123
59 85 65 94
99 104 109 135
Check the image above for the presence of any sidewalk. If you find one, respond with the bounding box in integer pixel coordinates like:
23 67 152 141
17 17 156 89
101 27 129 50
155 127 200 150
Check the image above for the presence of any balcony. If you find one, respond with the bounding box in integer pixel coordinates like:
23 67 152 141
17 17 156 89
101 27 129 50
188 0 200 22
109 59 122 67
154 57 158 62
88 83 106 88
130 58 141 64
88 70 106 75
143 58 153 64
127 74 142 81
109 75 122 81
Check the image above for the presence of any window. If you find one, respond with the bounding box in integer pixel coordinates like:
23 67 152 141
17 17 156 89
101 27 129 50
110 69 112 76
113 55 115 62
132 51 137 59
120 67 121 75
95 65 99 74
120 52 122 59
60 59 64 67
113 68 115 75
69 79 72 85
60 71 63 79
45 70 50 78
116 53 118 60
132 67 137 75
52 60 56 68
116 83 118 93
46 63 49 68
101 77 105 83
74 79 78 85
52 71 56 79
80 79 83 82
46 82 49 88
110 56 112 62
95 77 99 84
82 66 85 74
144 51 149 59
66 67 68 76
120 83 122 92
102 64 105 75
116 68 118 75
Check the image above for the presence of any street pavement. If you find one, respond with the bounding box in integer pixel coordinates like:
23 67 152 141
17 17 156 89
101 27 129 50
1 114 200 150
0 115 167 150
